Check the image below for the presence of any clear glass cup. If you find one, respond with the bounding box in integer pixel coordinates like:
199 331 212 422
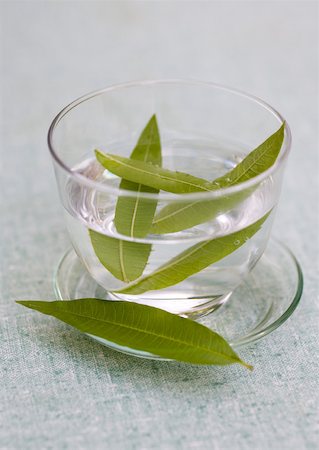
48 80 291 318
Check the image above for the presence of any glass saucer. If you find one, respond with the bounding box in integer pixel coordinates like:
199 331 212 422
54 238 303 358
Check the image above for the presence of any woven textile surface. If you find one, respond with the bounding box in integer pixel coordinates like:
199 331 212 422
1 2 318 449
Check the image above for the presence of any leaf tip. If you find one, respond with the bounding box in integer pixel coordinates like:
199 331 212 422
94 148 103 158
147 114 159 133
15 300 38 311
240 361 254 371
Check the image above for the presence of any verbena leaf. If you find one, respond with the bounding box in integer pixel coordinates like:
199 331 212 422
214 123 285 186
89 232 151 283
95 151 213 194
151 123 285 234
16 299 252 368
95 123 284 198
151 191 246 235
90 115 162 282
117 212 270 294
115 115 162 237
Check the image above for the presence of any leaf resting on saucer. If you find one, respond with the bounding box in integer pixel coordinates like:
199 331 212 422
16 299 252 369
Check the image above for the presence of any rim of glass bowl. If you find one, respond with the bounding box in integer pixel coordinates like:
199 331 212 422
47 79 292 201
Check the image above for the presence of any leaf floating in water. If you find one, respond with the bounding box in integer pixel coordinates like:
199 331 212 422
93 118 282 287
117 212 270 294
151 123 285 234
95 151 213 194
90 115 162 282
89 231 151 283
114 114 162 238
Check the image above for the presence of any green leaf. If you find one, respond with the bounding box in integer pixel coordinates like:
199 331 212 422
117 212 270 294
90 115 162 282
89 231 151 283
95 123 284 198
151 192 246 235
214 122 285 186
95 151 213 194
115 114 162 237
16 299 252 368
151 123 285 234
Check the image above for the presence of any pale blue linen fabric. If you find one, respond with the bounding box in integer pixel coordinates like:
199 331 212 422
1 2 318 449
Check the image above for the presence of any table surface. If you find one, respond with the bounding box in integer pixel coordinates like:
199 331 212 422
1 2 318 449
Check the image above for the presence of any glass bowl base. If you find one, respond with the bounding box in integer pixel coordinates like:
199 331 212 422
54 238 303 357
108 290 232 319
